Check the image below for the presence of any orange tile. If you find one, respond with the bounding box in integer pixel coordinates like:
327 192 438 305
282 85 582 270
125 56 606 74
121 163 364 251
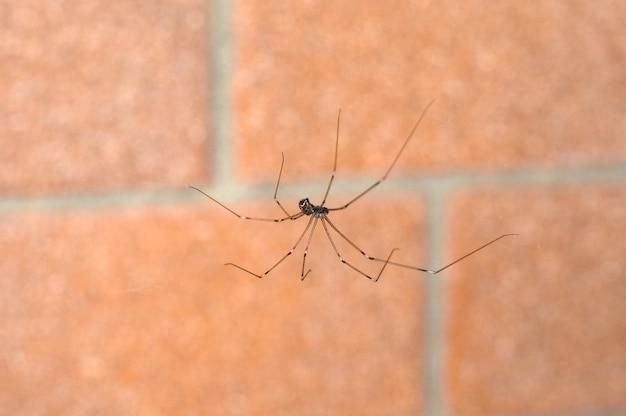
445 186 626 415
0 194 426 415
232 1 626 183
0 1 209 195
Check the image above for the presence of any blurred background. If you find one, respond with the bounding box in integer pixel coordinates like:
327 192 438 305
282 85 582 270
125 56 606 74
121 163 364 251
1 1 625 415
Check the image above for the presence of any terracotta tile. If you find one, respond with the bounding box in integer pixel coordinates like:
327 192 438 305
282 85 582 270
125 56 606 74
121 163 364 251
232 1 626 183
0 194 426 415
445 186 626 415
0 1 209 195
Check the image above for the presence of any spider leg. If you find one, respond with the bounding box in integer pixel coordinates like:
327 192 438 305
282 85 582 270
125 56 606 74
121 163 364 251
273 152 297 218
300 217 320 280
327 100 435 212
190 186 304 222
324 216 516 274
323 216 430 271
225 216 315 279
320 217 399 282
372 233 519 274
320 109 341 207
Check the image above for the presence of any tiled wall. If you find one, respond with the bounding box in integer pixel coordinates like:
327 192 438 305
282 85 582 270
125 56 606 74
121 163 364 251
1 1 625 415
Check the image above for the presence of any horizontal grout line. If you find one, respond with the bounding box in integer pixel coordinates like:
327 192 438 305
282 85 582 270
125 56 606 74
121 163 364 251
0 187 198 212
262 162 626 199
0 163 625 213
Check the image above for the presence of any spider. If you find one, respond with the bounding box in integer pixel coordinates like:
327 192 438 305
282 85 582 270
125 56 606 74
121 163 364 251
190 101 515 281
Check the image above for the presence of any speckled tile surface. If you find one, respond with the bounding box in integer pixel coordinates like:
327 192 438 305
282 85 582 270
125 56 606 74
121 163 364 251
0 195 425 415
445 186 626 415
3 1 626 414
0 1 210 195
232 1 626 183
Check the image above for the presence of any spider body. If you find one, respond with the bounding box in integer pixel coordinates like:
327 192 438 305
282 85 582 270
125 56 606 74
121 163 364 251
299 198 328 217
190 100 515 281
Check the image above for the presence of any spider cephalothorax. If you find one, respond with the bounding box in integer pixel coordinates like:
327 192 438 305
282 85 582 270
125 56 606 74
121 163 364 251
190 100 515 281
298 198 328 217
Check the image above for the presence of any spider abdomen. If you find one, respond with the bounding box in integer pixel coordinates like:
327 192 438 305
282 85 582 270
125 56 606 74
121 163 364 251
298 198 328 216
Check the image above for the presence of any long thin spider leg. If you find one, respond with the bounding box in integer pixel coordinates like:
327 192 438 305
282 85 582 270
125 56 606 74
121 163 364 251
273 152 296 218
300 217 320 280
400 233 519 274
371 234 517 273
323 217 517 274
327 100 435 212
189 186 303 223
323 216 431 272
225 216 316 279
320 109 341 207
320 217 399 282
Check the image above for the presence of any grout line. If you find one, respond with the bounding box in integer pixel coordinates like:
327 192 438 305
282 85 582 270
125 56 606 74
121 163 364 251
208 0 234 190
1 164 625 213
423 186 446 416
0 188 198 212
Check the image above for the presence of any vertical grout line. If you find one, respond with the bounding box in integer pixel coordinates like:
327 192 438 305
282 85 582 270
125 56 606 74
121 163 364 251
208 0 234 190
423 186 448 416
